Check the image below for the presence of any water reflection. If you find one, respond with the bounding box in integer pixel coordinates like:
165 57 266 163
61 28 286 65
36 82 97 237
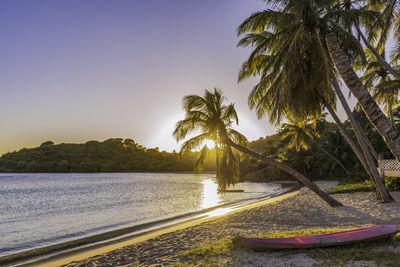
203 207 235 217
201 179 221 209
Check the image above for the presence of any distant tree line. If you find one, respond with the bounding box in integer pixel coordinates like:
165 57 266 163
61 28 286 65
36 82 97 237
0 138 216 173
0 109 395 183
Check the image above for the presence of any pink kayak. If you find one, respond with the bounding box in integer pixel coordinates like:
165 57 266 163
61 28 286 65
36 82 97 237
241 225 400 250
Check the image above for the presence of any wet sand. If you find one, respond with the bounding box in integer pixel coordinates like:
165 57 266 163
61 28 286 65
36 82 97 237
38 182 400 266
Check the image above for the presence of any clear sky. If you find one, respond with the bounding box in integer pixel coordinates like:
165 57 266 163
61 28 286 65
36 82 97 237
0 0 355 155
0 0 277 154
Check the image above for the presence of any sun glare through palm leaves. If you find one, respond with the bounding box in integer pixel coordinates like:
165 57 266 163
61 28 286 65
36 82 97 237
203 139 215 149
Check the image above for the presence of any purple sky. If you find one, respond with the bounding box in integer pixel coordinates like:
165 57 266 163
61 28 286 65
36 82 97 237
0 0 356 154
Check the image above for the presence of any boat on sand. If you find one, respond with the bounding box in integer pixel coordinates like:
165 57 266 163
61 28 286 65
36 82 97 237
241 225 400 250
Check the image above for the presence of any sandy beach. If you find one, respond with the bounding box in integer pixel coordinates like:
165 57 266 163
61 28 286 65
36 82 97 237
32 182 400 267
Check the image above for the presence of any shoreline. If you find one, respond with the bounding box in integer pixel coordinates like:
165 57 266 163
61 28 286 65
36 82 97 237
45 182 400 266
2 185 300 266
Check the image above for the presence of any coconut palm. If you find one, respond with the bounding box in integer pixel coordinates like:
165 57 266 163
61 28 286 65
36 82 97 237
280 117 349 174
174 89 342 207
327 1 400 80
237 0 366 125
327 0 400 159
326 32 400 164
359 49 400 123
238 0 394 202
173 88 245 191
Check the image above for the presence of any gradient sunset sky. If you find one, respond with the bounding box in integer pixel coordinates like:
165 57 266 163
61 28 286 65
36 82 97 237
0 0 348 154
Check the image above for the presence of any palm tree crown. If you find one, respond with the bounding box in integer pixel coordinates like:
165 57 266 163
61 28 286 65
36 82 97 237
280 118 316 152
236 0 369 125
173 88 247 190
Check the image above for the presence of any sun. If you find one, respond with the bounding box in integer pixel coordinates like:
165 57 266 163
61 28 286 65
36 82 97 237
204 139 215 149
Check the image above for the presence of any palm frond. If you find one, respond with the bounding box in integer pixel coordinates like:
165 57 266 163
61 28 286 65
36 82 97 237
193 145 209 175
216 146 239 191
227 129 248 146
237 10 295 35
179 132 211 154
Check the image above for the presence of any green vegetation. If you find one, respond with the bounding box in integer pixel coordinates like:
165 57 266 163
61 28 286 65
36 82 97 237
179 228 400 267
0 138 216 173
327 181 374 193
178 237 242 267
359 49 399 124
180 237 242 259
385 177 400 191
328 177 400 194
239 108 399 183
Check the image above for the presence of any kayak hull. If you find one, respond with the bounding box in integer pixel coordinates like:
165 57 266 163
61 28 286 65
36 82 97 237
241 225 399 250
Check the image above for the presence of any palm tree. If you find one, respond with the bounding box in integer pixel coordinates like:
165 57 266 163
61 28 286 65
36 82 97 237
359 49 400 124
173 89 245 191
174 89 342 207
280 117 349 174
326 32 400 164
336 1 400 161
237 0 394 202
237 0 365 128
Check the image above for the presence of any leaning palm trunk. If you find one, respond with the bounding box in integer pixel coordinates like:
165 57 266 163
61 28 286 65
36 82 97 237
363 135 378 161
326 32 400 163
355 26 400 81
313 141 349 174
322 99 385 195
332 82 394 202
322 99 371 175
323 99 391 200
225 140 343 207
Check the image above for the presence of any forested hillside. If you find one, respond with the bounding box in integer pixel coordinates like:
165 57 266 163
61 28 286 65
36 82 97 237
0 138 216 173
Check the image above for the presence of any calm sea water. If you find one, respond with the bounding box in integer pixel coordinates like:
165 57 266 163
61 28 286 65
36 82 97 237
0 173 284 257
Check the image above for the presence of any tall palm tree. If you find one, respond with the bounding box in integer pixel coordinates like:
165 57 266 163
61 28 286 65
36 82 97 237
337 1 400 162
358 49 400 124
237 0 394 202
237 0 364 126
327 81 391 200
280 117 349 174
329 1 400 80
174 89 342 207
326 32 400 164
173 89 245 191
